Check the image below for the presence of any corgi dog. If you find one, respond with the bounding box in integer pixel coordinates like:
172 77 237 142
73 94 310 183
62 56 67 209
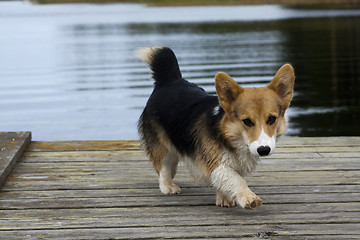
137 47 294 210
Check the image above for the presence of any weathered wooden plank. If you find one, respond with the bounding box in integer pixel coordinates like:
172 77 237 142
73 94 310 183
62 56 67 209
22 150 148 161
0 223 359 240
0 209 359 230
3 170 360 187
28 140 141 152
16 150 353 163
2 168 359 189
22 150 327 161
26 137 360 153
274 146 360 153
319 152 360 158
1 191 359 210
0 132 31 187
23 144 360 159
8 157 360 175
271 236 360 240
1 185 359 200
26 145 360 154
1 202 359 223
2 178 358 192
1 204 359 238
277 136 360 146
3 171 360 191
0 225 281 239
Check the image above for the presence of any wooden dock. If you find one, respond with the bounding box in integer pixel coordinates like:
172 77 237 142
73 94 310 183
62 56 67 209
0 132 359 239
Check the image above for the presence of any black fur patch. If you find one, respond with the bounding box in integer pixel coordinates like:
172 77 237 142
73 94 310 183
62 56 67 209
138 47 226 156
141 78 223 155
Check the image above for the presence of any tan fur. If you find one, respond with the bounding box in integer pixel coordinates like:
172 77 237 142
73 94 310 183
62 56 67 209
192 114 223 174
141 121 181 194
268 64 295 109
219 87 282 144
215 72 244 113
216 64 295 146
142 121 170 174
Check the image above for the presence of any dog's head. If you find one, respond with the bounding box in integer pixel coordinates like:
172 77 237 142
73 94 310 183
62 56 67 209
215 64 295 157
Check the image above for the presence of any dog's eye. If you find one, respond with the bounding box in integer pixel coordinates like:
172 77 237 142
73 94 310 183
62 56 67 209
242 118 254 127
267 116 277 125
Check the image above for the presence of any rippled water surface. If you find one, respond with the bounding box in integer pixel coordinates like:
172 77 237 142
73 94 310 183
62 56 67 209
0 2 359 140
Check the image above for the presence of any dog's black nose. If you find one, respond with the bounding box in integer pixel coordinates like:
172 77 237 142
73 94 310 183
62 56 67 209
257 146 271 156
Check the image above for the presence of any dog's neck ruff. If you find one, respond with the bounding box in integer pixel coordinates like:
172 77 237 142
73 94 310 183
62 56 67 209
221 144 260 177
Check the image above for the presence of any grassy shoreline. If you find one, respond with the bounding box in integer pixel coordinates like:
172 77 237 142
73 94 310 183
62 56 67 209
33 0 360 8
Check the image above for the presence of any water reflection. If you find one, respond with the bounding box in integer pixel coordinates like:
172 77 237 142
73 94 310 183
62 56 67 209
282 17 360 136
70 17 360 137
0 3 359 140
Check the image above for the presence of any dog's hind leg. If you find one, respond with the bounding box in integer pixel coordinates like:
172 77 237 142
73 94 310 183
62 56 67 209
158 149 181 194
139 116 180 194
145 140 181 194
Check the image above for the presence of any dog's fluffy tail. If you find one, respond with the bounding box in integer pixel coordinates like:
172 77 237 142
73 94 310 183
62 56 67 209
136 46 182 86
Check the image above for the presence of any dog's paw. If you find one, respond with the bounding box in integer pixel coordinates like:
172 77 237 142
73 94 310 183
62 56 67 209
159 182 181 195
216 191 237 207
237 191 262 210
216 197 237 207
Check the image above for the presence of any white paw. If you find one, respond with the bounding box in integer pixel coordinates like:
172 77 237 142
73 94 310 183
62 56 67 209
237 191 262 210
216 196 237 207
216 191 237 207
160 182 181 195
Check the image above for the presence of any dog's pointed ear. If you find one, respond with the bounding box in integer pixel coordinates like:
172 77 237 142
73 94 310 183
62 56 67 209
215 72 243 113
267 64 295 109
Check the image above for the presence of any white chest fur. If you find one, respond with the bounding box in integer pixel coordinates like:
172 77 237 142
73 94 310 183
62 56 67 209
221 146 259 176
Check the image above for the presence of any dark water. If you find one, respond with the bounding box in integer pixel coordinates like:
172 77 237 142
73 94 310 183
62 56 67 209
0 2 359 140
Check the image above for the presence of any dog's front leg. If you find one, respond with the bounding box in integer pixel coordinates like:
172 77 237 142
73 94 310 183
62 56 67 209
210 164 262 210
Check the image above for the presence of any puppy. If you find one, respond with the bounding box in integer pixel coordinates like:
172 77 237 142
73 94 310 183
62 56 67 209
137 47 294 209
